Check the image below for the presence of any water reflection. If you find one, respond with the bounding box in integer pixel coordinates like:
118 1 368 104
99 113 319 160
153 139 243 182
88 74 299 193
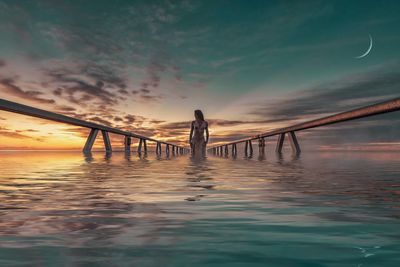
83 151 94 162
0 151 399 266
184 157 216 202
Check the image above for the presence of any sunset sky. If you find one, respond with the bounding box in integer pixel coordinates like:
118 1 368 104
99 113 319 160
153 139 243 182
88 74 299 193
0 0 399 150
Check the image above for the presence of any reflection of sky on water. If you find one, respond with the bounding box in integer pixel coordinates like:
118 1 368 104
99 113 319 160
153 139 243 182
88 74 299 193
0 151 399 266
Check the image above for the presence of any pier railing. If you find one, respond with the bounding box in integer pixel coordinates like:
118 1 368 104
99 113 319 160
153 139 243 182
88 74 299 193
0 98 189 154
208 97 400 156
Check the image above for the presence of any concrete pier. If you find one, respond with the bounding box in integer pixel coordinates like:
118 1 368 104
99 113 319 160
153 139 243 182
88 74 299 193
208 98 400 157
288 131 301 154
276 133 285 153
124 136 131 151
83 129 99 152
0 98 188 153
101 130 112 152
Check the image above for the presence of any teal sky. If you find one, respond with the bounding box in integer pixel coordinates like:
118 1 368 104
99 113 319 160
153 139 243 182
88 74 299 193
0 0 400 149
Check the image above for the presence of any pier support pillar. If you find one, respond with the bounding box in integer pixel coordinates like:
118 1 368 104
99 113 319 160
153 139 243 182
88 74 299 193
224 145 229 156
101 130 112 152
276 133 285 153
138 138 143 153
83 128 99 152
288 131 301 155
166 144 170 155
143 139 147 154
124 136 131 151
232 144 237 156
249 140 253 155
258 137 266 154
156 142 162 155
245 140 253 157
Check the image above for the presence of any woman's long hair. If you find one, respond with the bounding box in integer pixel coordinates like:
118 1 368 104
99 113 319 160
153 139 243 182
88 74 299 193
194 109 205 121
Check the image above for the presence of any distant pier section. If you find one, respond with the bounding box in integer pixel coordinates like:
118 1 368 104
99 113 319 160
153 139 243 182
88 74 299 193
0 98 189 154
209 97 400 157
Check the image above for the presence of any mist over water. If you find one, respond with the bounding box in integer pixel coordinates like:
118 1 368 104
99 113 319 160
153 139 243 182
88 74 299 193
0 151 399 266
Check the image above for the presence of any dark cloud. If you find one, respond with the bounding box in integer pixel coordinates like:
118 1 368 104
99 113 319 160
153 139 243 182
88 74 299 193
55 105 76 112
88 116 113 127
140 61 164 90
150 119 165 124
118 88 129 95
0 77 55 104
53 88 62 96
140 94 163 102
36 2 190 98
226 68 400 147
45 64 126 106
81 64 127 90
113 116 124 122
123 114 146 125
159 121 191 130
249 67 400 121
0 126 38 139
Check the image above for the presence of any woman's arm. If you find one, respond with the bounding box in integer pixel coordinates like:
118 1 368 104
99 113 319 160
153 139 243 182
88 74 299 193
205 121 209 143
189 121 194 144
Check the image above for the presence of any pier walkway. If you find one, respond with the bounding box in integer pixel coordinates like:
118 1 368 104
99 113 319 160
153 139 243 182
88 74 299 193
0 98 189 154
208 97 400 157
1 97 400 156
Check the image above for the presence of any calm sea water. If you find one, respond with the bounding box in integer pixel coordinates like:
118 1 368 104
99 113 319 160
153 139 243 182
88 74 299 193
0 150 399 267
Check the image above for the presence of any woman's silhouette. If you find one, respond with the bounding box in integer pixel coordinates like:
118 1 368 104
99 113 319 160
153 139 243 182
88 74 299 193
189 110 209 157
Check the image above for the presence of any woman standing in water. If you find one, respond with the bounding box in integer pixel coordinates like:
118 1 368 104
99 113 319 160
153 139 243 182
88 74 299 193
189 110 209 157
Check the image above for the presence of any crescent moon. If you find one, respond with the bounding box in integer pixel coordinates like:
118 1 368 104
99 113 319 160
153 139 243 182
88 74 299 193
355 34 373 59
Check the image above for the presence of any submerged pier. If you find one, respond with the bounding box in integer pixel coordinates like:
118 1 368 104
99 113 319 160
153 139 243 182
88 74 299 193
1 97 400 157
0 98 189 154
209 97 400 157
